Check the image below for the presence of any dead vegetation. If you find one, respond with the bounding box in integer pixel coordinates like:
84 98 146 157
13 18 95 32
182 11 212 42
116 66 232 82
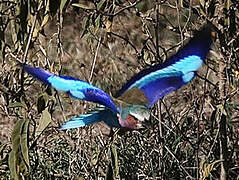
0 0 239 179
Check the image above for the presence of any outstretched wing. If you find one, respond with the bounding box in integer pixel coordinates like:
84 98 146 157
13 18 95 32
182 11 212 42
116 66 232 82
60 107 120 129
22 64 118 113
116 24 214 107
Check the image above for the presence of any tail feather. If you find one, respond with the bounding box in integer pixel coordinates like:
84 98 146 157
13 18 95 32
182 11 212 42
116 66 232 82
60 111 102 130
59 107 120 130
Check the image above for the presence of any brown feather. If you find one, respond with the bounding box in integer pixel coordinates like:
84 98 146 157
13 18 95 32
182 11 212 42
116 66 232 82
115 87 149 106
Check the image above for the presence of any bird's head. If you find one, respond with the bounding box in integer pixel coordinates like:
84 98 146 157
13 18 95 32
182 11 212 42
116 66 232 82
118 105 150 129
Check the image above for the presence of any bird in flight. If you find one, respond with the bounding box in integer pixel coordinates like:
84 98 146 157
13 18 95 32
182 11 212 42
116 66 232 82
22 24 214 130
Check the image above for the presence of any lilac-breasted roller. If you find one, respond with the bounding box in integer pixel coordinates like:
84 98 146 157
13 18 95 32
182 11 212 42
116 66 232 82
22 24 214 130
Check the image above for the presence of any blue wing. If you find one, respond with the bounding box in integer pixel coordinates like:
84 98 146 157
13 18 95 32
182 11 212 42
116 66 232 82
116 24 214 107
60 107 120 129
22 64 119 113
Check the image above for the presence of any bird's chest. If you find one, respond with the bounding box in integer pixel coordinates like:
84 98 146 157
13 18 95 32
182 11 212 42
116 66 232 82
118 114 139 129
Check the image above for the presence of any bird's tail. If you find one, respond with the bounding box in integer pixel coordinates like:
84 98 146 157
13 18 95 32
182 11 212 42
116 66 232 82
59 107 119 130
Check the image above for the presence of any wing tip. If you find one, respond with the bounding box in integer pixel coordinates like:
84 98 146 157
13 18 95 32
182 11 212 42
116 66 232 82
115 23 215 102
193 23 217 44
22 64 52 85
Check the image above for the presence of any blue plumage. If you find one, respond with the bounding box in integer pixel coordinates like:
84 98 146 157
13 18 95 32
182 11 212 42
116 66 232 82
23 65 52 85
60 107 120 130
141 76 183 107
116 25 213 107
60 114 101 129
22 24 214 130
22 64 118 113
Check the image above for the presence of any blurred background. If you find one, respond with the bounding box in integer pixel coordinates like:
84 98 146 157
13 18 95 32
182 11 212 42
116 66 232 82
0 0 238 179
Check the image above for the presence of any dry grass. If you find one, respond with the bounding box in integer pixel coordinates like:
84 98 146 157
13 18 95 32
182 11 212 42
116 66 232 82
0 0 239 179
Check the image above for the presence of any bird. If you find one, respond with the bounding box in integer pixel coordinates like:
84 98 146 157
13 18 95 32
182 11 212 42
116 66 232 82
22 24 214 130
